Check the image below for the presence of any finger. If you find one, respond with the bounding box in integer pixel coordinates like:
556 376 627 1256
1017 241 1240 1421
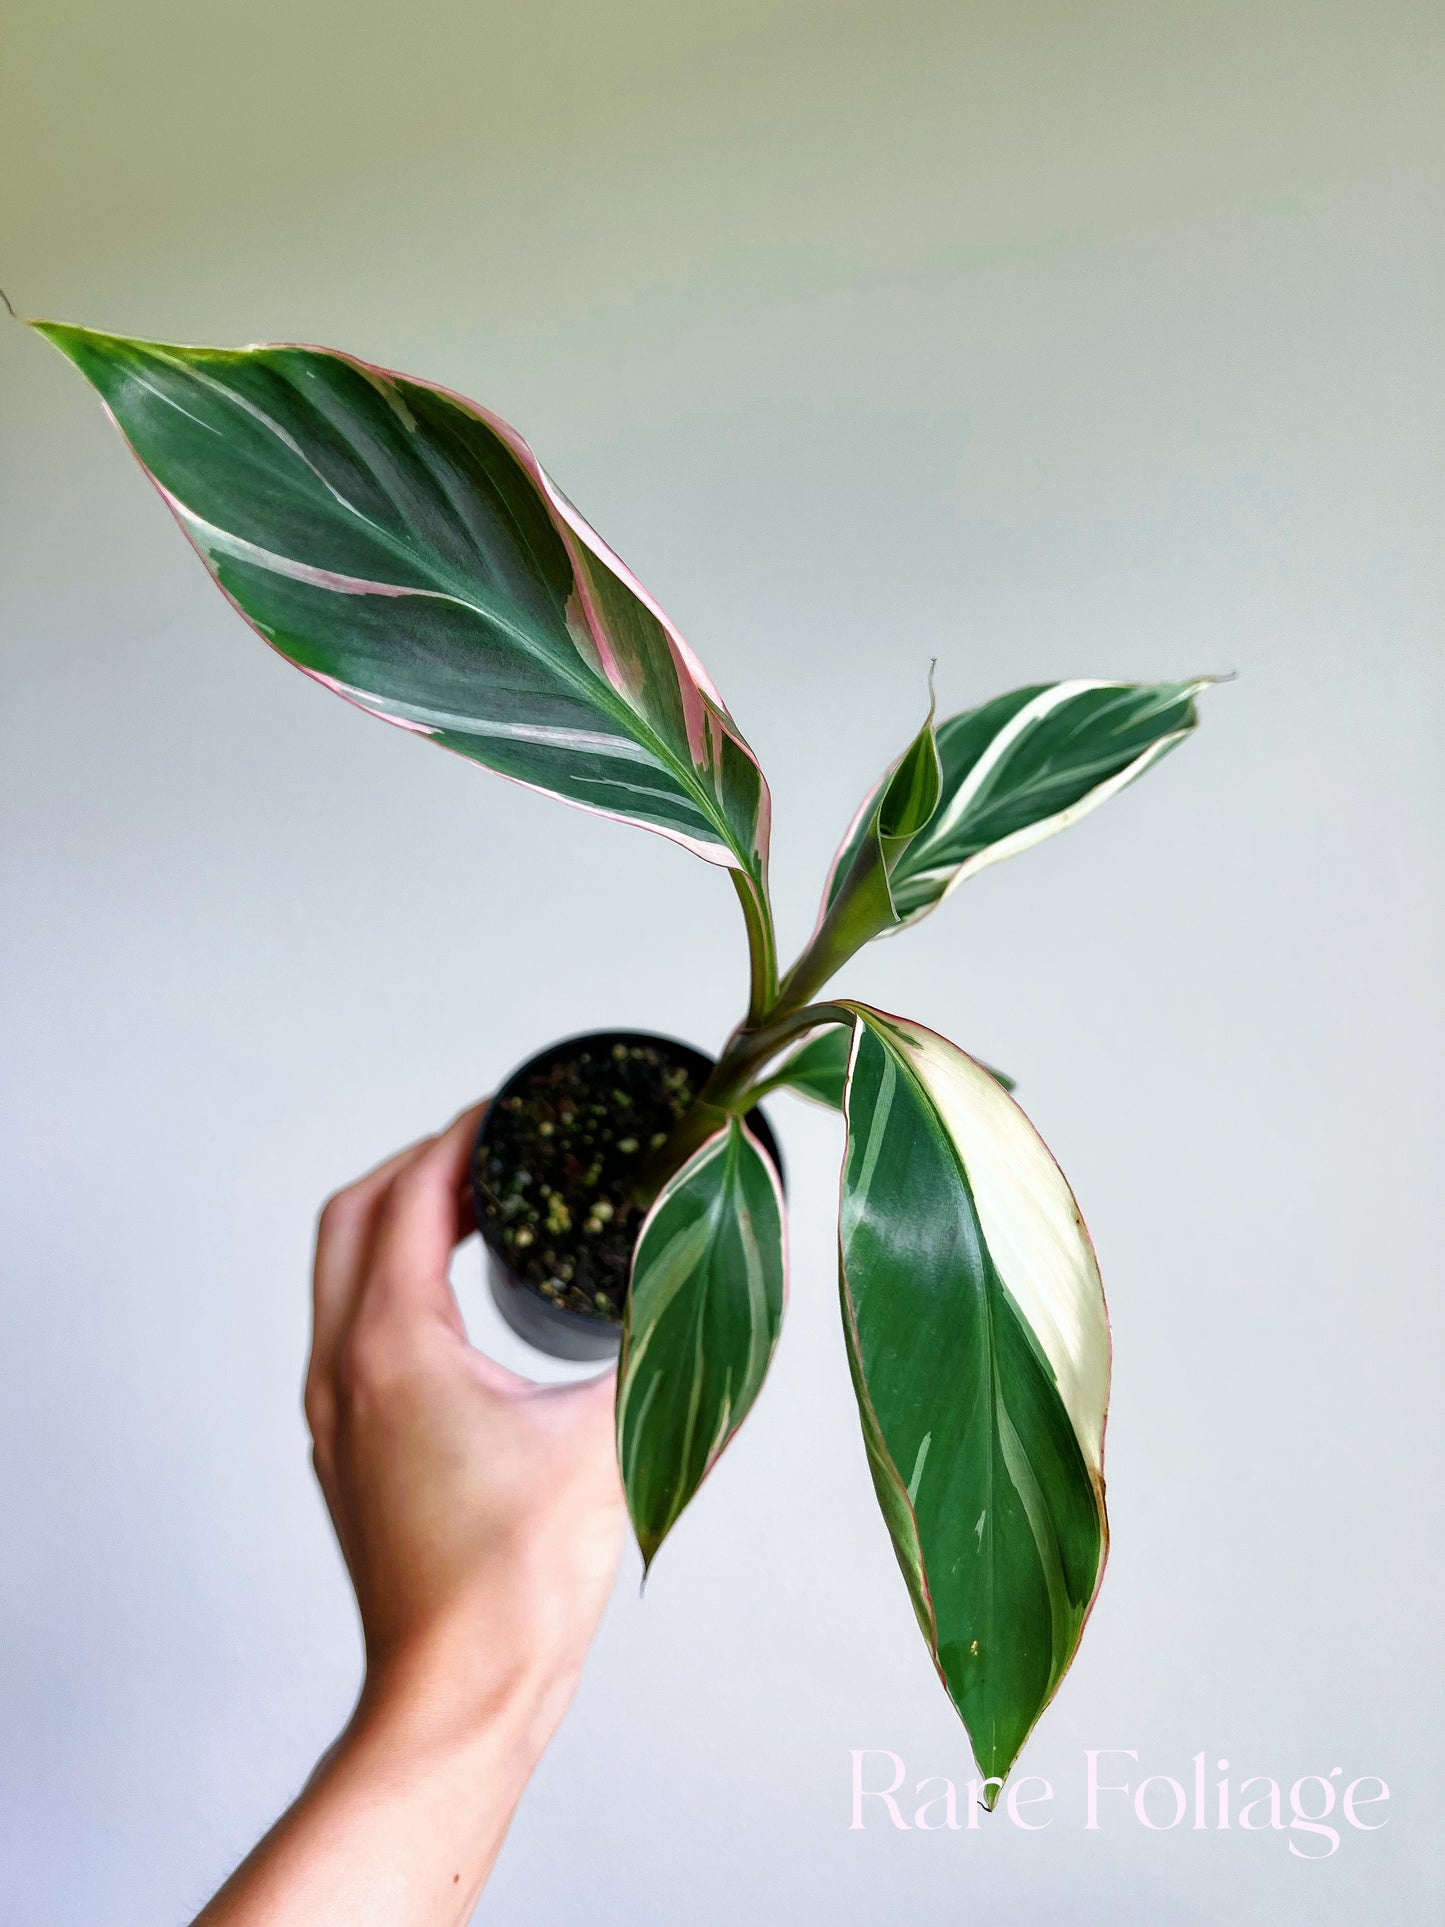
362 1102 489 1325
309 1133 436 1400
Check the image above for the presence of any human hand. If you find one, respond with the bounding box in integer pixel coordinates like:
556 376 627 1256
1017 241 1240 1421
304 1102 626 1753
195 1105 624 1925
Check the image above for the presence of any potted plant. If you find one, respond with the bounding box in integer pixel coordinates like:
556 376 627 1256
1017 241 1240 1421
34 318 1213 1805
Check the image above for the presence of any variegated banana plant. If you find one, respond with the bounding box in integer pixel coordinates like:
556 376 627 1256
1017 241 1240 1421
36 318 1213 1803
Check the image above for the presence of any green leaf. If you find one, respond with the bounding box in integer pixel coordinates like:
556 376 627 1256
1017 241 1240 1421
769 1023 1013 1109
768 1025 855 1107
616 1116 786 1572
780 700 942 999
876 700 943 852
824 679 1212 937
837 1005 1109 1796
35 322 771 901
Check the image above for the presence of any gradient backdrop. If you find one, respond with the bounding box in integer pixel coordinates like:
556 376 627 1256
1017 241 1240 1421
1 2 1440 1921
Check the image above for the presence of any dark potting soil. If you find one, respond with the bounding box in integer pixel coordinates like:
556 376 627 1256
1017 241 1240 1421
473 1041 700 1323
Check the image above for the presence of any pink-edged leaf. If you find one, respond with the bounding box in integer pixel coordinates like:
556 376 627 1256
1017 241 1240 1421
819 680 1212 939
35 322 772 895
616 1116 786 1572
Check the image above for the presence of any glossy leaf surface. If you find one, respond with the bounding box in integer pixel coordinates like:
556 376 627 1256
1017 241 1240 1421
838 1005 1108 1793
823 680 1209 937
36 323 771 894
616 1117 786 1571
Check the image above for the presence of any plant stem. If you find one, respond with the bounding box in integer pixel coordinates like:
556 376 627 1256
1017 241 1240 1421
775 929 850 1014
731 869 779 1027
633 857 848 1208
701 1000 850 1110
638 1003 845 1195
774 869 880 1010
627 1001 848 1207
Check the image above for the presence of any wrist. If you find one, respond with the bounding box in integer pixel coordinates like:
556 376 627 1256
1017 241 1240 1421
235 1632 565 1927
352 1624 582 1776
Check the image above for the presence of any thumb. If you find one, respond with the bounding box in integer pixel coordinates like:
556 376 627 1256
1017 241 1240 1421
364 1103 487 1323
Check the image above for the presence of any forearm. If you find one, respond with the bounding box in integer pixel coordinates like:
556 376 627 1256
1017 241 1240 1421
194 1108 624 1924
194 1651 576 1927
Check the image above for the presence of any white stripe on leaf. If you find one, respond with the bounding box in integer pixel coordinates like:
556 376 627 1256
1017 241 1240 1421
895 727 1193 921
922 679 1113 850
861 1010 1109 1473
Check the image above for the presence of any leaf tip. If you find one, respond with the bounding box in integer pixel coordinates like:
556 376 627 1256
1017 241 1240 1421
28 318 154 387
28 316 96 367
632 1519 665 1584
1192 669 1237 701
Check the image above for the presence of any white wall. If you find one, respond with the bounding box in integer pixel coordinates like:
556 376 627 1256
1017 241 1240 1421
1 3 1439 1919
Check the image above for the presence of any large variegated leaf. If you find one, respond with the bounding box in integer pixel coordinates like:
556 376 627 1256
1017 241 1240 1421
616 1116 786 1571
837 1005 1108 1795
35 322 771 895
823 679 1209 936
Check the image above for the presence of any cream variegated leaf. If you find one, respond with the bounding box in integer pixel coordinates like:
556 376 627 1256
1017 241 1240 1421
616 1117 786 1571
819 679 1211 945
837 1004 1109 1795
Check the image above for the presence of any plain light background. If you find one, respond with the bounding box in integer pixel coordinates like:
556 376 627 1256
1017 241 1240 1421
2 2 1440 1920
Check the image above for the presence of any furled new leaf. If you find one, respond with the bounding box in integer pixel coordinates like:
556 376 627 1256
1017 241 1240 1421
837 1006 1108 1795
783 701 942 995
616 1117 786 1571
822 679 1210 939
35 323 772 908
769 1023 1013 1109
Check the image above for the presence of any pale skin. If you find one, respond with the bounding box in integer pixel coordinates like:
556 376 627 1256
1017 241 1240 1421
194 1103 625 1926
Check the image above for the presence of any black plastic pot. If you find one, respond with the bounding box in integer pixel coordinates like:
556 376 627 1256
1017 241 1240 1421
472 1029 784 1362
